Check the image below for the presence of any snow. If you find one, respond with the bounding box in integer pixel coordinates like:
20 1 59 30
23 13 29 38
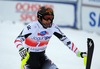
0 21 100 69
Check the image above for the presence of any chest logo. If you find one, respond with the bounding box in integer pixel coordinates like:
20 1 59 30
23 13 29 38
38 31 48 36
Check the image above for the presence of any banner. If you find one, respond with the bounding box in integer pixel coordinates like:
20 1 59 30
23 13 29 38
0 1 76 27
81 0 100 34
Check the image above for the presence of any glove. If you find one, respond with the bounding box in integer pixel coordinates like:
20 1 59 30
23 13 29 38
77 51 87 58
18 46 27 59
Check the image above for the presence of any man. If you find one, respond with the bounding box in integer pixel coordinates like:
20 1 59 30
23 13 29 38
14 6 86 69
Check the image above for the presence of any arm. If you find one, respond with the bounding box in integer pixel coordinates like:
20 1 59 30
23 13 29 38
53 26 86 58
14 24 32 58
53 32 79 54
14 25 32 49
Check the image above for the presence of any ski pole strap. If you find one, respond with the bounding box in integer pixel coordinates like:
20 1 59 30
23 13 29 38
21 52 30 69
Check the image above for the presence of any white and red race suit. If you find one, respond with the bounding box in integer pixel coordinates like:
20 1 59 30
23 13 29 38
14 21 80 54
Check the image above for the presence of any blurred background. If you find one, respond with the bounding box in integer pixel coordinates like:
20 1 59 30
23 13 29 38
0 0 100 69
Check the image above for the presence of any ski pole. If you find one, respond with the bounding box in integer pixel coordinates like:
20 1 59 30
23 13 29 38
21 52 30 69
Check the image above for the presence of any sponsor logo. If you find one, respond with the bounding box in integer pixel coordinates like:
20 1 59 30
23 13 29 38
38 31 48 36
89 11 100 27
32 36 51 40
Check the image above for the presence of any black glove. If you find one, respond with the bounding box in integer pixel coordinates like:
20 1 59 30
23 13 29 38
19 47 27 58
80 52 87 58
77 51 87 58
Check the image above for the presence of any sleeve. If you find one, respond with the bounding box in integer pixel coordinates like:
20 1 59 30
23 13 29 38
14 24 32 49
53 26 80 55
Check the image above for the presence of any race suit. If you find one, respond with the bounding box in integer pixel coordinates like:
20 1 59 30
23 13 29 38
14 21 80 69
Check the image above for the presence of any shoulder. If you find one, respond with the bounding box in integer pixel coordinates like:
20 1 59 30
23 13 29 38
27 21 38 26
50 23 62 33
26 21 39 29
51 23 60 29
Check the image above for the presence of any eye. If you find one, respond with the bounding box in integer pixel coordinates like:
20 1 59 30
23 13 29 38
43 15 54 20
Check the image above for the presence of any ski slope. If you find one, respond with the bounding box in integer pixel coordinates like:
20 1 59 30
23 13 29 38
0 21 100 69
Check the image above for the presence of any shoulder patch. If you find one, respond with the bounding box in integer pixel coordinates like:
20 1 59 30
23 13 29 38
27 25 31 30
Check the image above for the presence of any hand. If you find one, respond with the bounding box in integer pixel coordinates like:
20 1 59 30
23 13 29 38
19 46 27 58
80 52 87 58
77 51 87 58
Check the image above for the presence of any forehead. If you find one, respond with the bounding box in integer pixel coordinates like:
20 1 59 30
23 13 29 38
45 8 53 15
46 8 53 12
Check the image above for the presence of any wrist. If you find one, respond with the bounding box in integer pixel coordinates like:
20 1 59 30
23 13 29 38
76 51 81 57
17 45 23 50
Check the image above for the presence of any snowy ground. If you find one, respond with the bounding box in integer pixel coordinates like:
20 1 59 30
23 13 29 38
0 21 100 69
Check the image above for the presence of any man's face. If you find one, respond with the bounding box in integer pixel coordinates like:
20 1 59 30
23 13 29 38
41 15 54 28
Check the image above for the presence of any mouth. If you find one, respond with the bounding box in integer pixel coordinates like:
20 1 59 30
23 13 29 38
43 23 52 28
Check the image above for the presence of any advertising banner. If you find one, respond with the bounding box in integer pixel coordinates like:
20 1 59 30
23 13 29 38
81 0 100 34
0 1 76 27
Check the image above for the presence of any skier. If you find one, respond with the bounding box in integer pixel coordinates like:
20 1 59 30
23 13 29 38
14 6 87 69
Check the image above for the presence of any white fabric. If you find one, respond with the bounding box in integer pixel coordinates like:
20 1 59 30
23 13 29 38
14 21 80 54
